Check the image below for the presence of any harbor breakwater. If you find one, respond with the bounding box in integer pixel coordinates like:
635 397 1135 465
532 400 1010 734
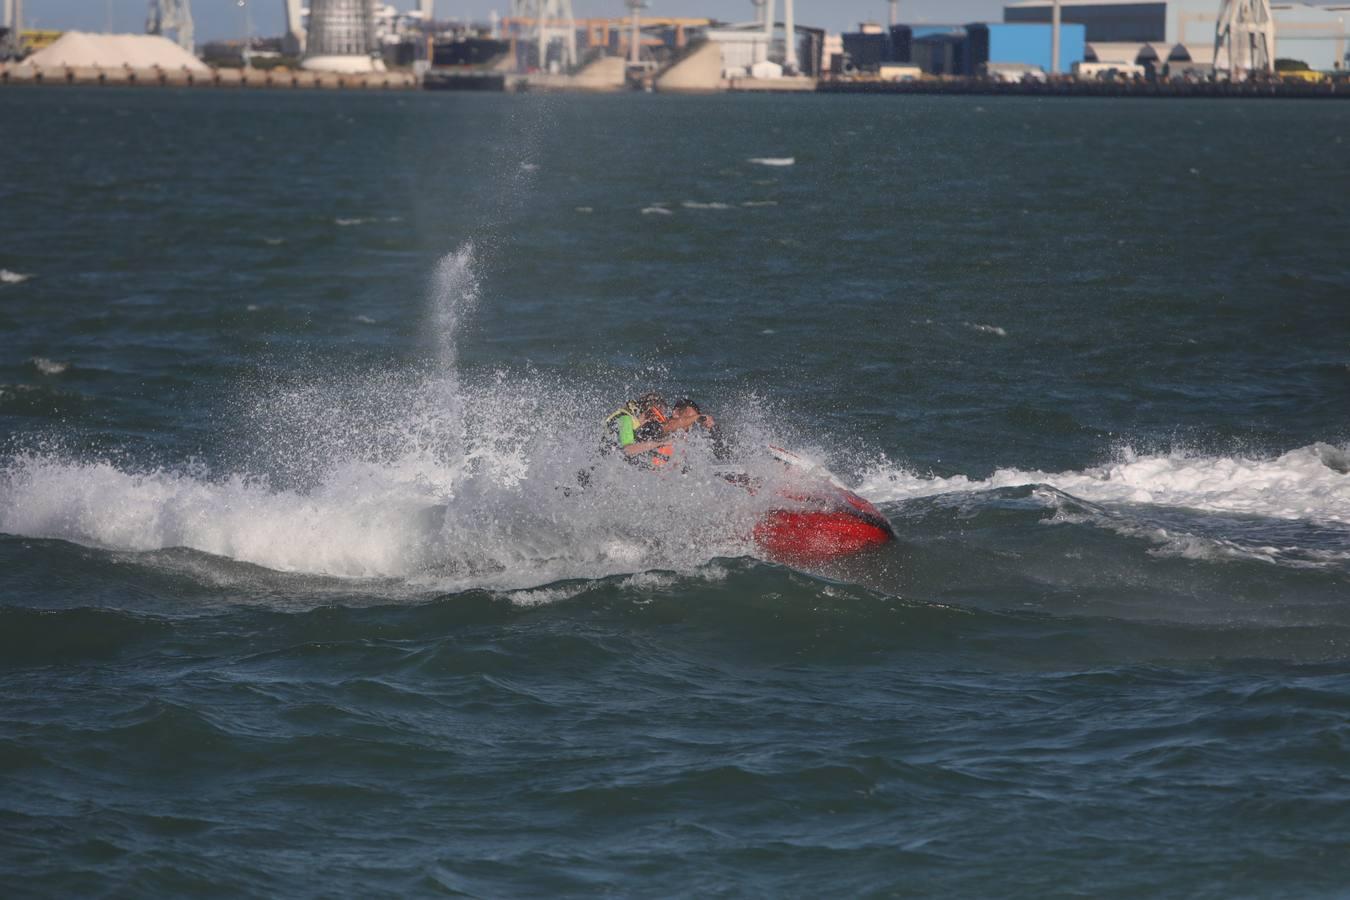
4 60 1345 98
0 63 418 90
819 76 1350 100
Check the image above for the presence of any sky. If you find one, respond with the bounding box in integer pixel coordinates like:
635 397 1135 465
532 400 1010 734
18 0 1007 43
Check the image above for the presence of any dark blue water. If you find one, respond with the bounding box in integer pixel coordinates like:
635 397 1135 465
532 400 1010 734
2 87 1349 896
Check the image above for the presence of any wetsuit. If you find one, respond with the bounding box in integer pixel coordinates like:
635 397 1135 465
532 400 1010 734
606 410 672 467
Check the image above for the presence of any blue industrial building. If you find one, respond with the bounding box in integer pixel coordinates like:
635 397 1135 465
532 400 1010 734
967 23 1087 73
841 19 1089 76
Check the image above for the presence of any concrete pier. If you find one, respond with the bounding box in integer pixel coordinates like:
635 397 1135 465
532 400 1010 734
0 62 419 90
818 76 1348 100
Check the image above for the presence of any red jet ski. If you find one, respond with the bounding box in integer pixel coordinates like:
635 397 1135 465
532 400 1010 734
749 446 895 564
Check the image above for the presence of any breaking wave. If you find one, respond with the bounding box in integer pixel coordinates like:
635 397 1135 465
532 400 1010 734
859 442 1350 525
3 237 1346 592
0 243 797 593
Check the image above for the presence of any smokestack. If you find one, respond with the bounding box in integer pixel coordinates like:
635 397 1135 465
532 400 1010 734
628 0 641 65
1051 0 1061 74
784 0 797 71
284 0 306 55
762 0 775 65
889 0 898 29
11 0 24 54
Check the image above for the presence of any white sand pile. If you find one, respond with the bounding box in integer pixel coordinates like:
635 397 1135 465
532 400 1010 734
301 54 385 74
21 32 209 72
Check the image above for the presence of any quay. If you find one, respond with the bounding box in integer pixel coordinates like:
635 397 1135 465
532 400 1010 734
817 77 1349 101
0 62 418 90
5 60 1346 100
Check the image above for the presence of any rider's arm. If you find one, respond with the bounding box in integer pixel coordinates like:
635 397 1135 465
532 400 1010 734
623 440 667 456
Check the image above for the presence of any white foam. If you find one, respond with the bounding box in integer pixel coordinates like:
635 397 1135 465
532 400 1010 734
858 444 1350 525
0 457 443 578
505 584 591 607
641 206 673 216
335 217 370 227
965 322 1007 337
0 241 801 593
1047 503 1350 570
30 357 69 376
748 157 795 167
0 429 786 592
1 269 32 284
681 201 733 210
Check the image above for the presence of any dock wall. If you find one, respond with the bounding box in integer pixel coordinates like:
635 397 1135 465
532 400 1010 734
818 77 1349 100
0 63 419 90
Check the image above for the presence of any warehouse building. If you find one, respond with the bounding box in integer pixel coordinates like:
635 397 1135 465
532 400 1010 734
967 22 1087 73
1004 0 1348 71
841 20 1085 76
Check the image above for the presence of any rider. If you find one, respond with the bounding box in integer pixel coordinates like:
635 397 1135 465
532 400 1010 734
667 398 730 461
604 392 675 468
667 398 715 434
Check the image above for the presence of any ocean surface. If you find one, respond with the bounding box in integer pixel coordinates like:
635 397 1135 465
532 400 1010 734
2 86 1349 896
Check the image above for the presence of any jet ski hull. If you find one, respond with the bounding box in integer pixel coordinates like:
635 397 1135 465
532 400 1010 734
753 487 894 564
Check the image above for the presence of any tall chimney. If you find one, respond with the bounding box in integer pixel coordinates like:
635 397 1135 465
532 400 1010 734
1051 0 1061 74
762 0 775 65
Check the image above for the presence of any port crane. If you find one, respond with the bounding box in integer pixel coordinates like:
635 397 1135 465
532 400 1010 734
1213 0 1275 78
140 0 1275 83
2 0 22 58
146 0 194 52
511 0 578 70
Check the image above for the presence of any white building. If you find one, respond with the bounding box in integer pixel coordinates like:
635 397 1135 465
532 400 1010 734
1005 0 1348 70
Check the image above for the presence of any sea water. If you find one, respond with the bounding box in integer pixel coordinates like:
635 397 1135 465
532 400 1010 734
2 88 1349 896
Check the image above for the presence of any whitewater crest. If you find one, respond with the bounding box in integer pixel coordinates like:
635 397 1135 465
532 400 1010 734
0 400 783 591
30 357 70 376
0 244 797 594
858 443 1350 525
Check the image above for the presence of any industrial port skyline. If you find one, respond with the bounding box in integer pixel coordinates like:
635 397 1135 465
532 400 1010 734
9 0 1346 97
15 0 1007 42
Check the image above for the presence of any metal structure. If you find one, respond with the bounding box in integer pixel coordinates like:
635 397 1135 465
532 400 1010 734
2 0 24 59
1050 0 1060 74
626 0 644 65
306 0 374 58
146 0 194 53
760 0 774 64
1214 0 1275 79
511 0 576 70
283 0 305 55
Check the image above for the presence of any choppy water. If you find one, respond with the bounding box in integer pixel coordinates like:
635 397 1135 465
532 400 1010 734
2 87 1349 896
